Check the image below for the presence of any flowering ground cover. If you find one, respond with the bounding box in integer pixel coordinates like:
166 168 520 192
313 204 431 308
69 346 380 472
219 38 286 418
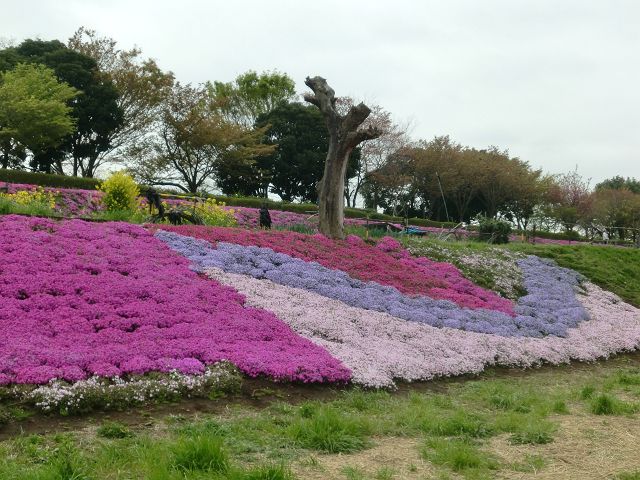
406 240 527 299
1 211 639 398
0 215 349 386
204 268 640 388
5 182 103 216
152 226 640 388
155 225 514 313
155 230 587 337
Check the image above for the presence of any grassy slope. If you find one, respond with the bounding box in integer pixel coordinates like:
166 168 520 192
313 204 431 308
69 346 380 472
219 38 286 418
403 236 640 307
507 243 640 307
2 357 640 479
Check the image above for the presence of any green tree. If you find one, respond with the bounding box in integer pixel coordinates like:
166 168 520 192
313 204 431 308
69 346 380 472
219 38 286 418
0 63 77 169
592 188 640 241
209 70 296 128
129 83 274 194
216 102 361 203
68 28 174 172
596 176 640 194
0 39 123 176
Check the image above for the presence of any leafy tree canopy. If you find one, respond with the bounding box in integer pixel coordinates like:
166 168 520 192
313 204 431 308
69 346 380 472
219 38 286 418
0 39 123 175
596 176 640 194
0 63 77 168
209 70 296 128
217 102 360 203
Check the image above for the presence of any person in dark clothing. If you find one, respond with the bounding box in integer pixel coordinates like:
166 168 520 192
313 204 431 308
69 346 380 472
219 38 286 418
259 203 272 229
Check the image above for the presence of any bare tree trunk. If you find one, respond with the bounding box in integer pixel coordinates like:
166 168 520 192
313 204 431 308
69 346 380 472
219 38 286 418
304 76 382 239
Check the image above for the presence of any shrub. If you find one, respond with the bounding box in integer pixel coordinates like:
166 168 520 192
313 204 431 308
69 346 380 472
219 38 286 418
99 171 140 212
194 198 237 227
477 216 512 244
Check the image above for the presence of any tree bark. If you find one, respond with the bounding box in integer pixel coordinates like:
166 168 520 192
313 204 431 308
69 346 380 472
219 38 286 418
304 76 382 239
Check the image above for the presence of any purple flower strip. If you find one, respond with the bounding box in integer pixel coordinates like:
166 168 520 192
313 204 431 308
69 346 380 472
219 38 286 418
155 230 588 338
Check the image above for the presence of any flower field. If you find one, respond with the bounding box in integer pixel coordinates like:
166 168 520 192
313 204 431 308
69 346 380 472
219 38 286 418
1 214 640 396
0 215 348 387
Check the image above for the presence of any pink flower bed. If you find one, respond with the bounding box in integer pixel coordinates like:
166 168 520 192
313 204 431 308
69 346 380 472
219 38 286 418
0 215 349 385
229 206 315 228
153 225 515 314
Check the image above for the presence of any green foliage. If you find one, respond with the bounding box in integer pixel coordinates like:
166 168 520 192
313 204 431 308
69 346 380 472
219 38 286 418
131 82 274 194
217 101 360 202
580 385 596 399
6 360 640 479
0 187 57 216
231 464 295 480
194 198 237 226
0 63 77 167
98 171 140 212
589 393 638 415
596 176 640 194
615 471 640 480
477 216 512 244
0 404 11 425
511 454 547 473
508 420 555 445
422 437 499 472
0 169 102 189
523 228 582 241
374 467 395 479
170 435 229 473
96 421 133 439
341 466 367 480
288 406 370 453
0 39 123 175
415 408 493 439
256 102 360 202
210 70 296 128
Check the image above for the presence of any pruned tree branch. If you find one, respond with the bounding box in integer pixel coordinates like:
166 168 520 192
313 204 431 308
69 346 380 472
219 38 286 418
304 76 338 126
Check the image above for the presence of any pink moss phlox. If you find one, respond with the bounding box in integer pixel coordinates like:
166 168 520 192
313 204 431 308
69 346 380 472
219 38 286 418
0 215 350 385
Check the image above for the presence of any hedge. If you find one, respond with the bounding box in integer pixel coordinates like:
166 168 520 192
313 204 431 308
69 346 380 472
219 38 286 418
158 193 457 228
0 170 457 229
0 169 102 190
514 229 583 241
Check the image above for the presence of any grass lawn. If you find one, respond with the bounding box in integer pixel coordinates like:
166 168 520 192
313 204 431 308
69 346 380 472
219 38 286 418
2 356 640 479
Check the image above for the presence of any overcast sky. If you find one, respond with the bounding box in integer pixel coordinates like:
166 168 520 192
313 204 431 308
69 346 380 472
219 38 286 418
2 0 639 184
